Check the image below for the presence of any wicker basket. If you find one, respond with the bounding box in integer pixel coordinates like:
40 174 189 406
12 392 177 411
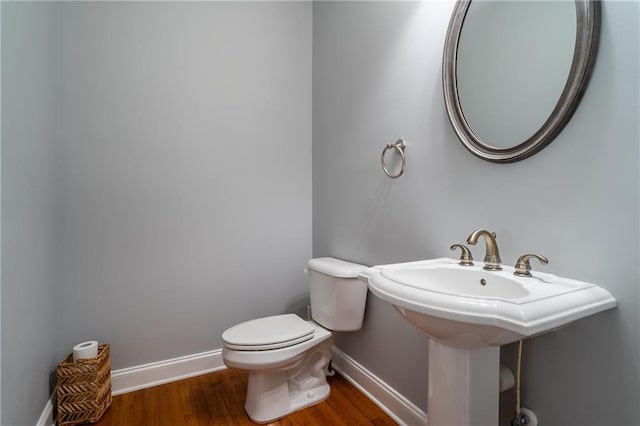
56 344 112 425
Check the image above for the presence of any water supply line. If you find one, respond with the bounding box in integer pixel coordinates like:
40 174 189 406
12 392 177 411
511 340 538 426
516 339 523 417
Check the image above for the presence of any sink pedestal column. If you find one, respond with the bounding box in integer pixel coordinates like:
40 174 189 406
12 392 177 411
427 340 499 426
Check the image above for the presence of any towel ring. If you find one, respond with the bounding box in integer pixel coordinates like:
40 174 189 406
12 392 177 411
381 139 406 179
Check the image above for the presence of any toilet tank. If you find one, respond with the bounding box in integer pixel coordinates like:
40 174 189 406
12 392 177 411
307 257 369 331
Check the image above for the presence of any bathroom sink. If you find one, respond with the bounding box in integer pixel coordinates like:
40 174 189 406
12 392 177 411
359 258 617 348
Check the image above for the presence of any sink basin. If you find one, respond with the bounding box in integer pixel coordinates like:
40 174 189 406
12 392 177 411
360 257 617 348
383 265 531 299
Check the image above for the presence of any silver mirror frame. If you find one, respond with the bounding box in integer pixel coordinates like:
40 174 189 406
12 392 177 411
443 0 601 163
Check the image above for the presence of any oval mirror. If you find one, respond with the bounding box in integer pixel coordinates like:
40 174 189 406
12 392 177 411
443 0 600 163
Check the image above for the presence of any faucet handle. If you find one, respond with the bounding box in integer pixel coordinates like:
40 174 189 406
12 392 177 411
514 254 549 277
450 244 474 266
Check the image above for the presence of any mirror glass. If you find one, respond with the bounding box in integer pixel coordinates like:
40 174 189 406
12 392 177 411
457 1 576 148
443 0 600 163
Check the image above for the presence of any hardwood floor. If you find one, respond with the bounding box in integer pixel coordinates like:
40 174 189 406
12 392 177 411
94 369 398 425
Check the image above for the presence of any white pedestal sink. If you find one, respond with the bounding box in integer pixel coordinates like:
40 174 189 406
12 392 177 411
359 258 617 426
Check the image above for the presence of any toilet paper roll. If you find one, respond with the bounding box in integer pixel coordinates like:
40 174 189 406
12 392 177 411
499 364 515 392
73 341 99 361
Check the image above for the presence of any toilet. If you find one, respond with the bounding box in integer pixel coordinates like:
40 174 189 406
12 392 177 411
221 257 369 424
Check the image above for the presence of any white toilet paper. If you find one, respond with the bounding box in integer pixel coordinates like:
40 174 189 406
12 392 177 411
499 364 515 392
73 341 99 361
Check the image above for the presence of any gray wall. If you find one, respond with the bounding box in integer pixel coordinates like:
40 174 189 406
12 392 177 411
313 1 639 425
1 2 312 423
1 2 60 424
56 1 312 369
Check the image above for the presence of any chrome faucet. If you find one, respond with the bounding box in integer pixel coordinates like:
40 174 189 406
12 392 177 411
466 229 502 271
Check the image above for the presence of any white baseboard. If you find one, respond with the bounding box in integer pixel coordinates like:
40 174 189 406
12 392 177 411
36 398 54 426
39 346 425 425
331 346 428 426
111 349 226 396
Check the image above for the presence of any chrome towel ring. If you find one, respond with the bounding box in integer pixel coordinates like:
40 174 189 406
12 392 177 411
381 139 406 179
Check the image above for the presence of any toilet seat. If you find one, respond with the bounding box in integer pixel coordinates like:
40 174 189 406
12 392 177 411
222 314 316 351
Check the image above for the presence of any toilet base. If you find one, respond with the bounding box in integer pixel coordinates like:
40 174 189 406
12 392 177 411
245 373 330 424
244 337 334 423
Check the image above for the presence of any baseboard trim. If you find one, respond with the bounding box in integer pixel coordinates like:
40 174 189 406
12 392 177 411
111 349 226 396
36 398 55 426
331 346 428 426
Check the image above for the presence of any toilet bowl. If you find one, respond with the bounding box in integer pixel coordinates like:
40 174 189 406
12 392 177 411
221 257 369 424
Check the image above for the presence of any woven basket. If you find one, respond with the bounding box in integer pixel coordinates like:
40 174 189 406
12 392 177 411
56 344 112 425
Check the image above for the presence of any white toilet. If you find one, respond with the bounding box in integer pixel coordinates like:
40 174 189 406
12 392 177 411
221 257 369 423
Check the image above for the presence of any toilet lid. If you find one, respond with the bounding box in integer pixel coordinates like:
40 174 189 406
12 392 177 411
222 314 316 351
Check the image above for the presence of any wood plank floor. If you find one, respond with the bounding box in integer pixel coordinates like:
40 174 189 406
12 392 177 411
94 369 398 425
